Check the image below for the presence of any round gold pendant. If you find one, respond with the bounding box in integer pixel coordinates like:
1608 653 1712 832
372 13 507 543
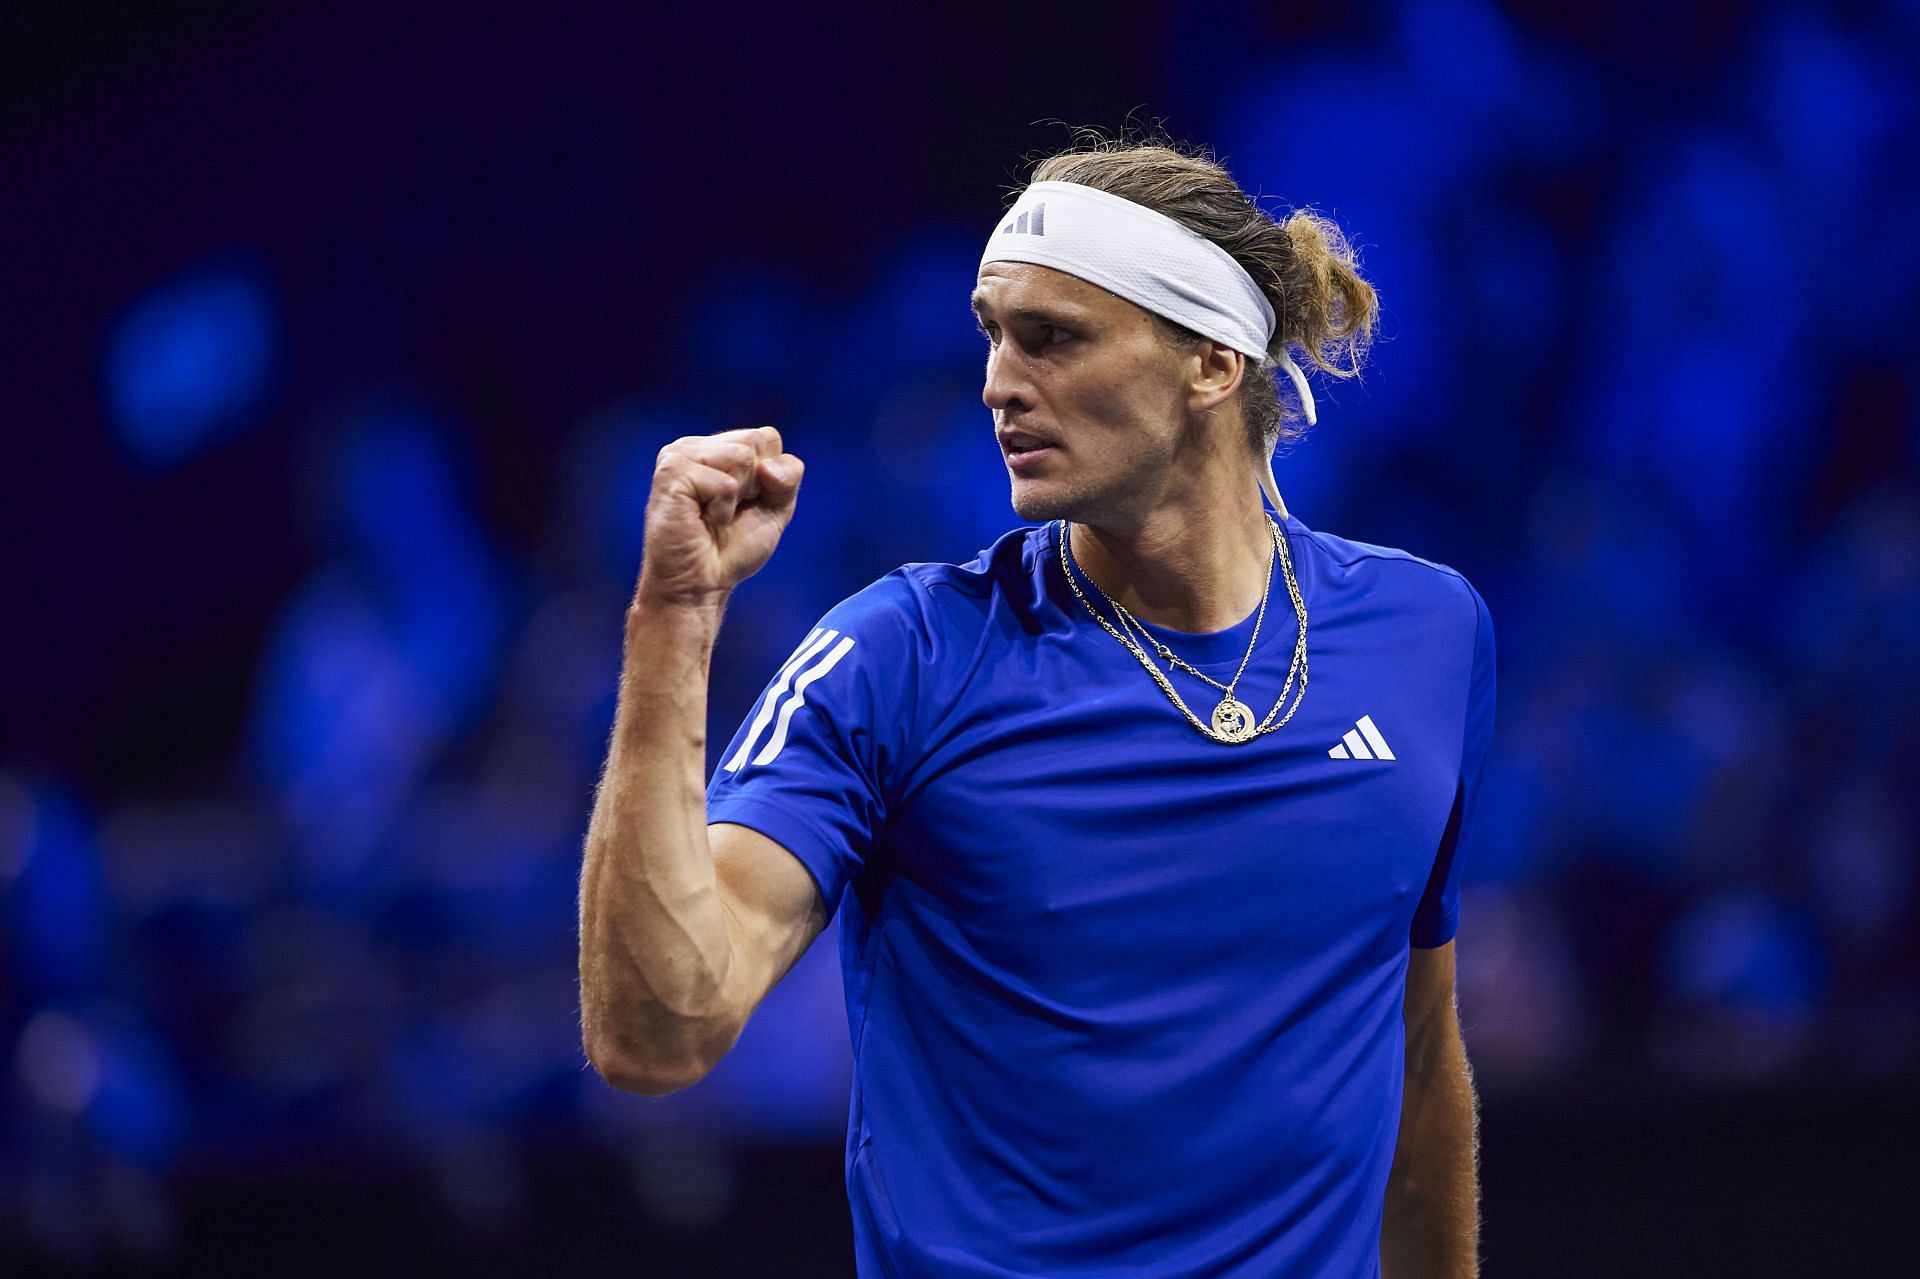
1210 696 1255 742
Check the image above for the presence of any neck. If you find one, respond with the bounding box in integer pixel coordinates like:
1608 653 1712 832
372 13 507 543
1069 482 1275 634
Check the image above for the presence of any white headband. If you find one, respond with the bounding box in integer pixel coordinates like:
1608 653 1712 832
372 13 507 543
980 180 1315 516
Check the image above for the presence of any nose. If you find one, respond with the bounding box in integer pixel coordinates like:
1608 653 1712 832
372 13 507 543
981 340 1029 415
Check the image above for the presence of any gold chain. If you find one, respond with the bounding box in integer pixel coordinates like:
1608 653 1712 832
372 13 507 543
1113 601 1244 695
1111 527 1272 702
1058 517 1309 744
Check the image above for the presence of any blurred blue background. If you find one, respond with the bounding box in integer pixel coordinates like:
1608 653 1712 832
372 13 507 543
3 1 1916 1274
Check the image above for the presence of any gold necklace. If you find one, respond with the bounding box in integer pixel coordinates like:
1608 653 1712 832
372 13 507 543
1111 529 1272 732
1058 517 1309 744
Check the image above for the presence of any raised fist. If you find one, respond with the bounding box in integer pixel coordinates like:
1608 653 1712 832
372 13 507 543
635 425 804 611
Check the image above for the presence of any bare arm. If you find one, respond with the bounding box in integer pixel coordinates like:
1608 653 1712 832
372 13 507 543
577 425 826 1095
1381 940 1480 1279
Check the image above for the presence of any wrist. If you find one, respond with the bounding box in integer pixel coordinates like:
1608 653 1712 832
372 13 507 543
617 600 725 712
624 590 727 679
628 587 728 638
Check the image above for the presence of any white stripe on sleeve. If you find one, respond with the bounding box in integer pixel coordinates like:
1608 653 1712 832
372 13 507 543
749 635 857 767
723 628 836 774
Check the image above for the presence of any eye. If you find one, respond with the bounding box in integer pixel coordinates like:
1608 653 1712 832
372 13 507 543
975 319 1000 346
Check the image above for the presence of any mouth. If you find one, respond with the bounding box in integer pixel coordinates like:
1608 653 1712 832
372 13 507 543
997 427 1060 469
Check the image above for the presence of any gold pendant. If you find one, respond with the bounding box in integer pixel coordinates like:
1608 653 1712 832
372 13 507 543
1210 695 1255 742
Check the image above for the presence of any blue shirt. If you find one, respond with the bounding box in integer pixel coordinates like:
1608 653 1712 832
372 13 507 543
706 514 1497 1279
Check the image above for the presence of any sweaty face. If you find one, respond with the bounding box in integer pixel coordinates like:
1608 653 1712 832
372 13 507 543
972 263 1194 525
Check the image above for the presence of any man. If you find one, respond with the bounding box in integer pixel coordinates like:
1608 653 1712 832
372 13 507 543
579 139 1494 1278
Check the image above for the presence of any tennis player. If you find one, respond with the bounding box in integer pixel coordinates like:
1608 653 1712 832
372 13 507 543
580 139 1494 1278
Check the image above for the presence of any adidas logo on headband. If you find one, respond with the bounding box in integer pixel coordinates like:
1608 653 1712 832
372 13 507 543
998 204 1046 236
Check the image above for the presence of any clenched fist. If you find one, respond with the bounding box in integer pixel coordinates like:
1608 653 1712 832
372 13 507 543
635 425 804 611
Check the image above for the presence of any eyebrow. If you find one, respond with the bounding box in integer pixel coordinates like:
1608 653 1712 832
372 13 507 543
969 294 1088 326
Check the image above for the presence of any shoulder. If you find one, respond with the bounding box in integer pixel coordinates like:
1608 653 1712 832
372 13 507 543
1292 519 1491 635
790 526 1041 739
1294 520 1496 727
798 522 1052 687
809 524 1045 655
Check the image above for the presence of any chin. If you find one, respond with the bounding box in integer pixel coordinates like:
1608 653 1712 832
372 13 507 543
1015 462 1142 524
1010 482 1081 524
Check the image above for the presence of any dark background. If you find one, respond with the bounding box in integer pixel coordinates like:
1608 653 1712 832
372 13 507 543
4 1 1916 1275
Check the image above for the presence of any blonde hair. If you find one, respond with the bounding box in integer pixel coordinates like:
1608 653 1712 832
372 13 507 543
1027 134 1378 454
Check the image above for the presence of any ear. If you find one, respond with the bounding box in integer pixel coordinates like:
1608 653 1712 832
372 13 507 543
1187 340 1243 413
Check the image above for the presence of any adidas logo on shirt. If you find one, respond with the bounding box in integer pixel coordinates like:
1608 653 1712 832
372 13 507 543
1328 714 1395 761
723 627 856 773
998 204 1047 236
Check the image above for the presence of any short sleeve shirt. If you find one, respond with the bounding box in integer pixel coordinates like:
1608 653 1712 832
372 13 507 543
706 515 1497 1279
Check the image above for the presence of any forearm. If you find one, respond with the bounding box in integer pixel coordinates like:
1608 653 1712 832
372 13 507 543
1381 1016 1480 1278
578 600 740 1092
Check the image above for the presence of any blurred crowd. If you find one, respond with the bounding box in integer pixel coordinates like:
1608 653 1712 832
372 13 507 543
5 0 1917 1265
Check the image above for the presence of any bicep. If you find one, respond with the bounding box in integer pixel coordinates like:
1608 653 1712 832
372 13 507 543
711 822 831 1022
